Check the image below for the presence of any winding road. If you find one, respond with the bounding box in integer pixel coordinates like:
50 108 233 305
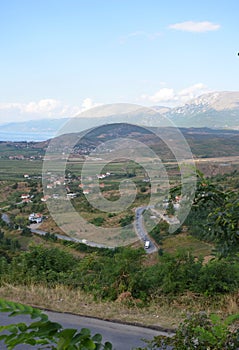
30 224 114 249
134 206 158 254
2 206 158 253
30 206 159 254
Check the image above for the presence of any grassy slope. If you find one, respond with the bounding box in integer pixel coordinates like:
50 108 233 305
0 284 238 329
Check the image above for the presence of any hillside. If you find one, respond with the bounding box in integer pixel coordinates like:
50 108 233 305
47 123 239 160
1 123 239 161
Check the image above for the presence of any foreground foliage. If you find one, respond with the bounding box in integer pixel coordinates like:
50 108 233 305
186 171 239 258
135 313 239 350
0 299 112 349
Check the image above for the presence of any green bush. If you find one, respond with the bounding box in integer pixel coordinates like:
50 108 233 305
196 259 239 294
90 217 105 226
135 313 239 349
1 245 78 286
150 250 202 295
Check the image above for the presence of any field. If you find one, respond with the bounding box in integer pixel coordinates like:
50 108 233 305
1 143 239 248
0 159 43 181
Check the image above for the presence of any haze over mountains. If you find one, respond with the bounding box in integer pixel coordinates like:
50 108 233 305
1 91 239 136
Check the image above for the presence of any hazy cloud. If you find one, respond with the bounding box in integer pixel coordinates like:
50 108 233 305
0 98 99 124
169 21 220 33
141 83 210 106
142 88 175 103
178 83 209 102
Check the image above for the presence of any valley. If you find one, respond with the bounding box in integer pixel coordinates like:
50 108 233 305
1 123 239 349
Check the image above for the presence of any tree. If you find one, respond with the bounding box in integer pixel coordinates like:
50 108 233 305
207 194 239 257
184 171 236 249
14 215 28 229
193 170 226 209
21 226 32 237
166 200 175 216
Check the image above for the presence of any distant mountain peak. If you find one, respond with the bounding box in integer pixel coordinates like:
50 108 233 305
151 105 171 114
185 91 239 111
165 91 239 128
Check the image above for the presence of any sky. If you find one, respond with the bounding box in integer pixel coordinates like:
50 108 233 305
0 0 239 123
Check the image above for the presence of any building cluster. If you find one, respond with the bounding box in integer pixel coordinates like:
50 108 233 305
8 154 43 160
20 193 33 204
28 213 43 223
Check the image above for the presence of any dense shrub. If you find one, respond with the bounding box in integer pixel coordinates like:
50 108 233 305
196 259 239 294
136 313 239 349
0 242 239 301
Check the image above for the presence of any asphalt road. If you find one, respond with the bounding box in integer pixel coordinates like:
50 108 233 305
29 223 115 249
135 206 158 254
1 213 10 225
0 310 173 350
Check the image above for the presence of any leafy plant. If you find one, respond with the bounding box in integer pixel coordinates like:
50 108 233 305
90 217 105 226
134 312 239 350
207 196 239 257
0 298 113 349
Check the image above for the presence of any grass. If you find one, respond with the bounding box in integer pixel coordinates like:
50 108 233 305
5 229 88 259
0 284 238 330
51 213 138 247
162 231 213 258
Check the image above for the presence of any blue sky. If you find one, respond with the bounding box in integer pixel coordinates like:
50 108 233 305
0 0 238 123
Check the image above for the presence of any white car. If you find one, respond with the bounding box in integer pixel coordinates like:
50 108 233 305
144 240 150 249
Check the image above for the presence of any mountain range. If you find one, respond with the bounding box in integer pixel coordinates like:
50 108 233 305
166 91 239 129
1 91 239 135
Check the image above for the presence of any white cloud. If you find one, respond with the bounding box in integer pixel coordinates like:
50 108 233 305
81 98 95 110
178 83 208 102
0 98 99 124
23 99 61 114
142 88 175 103
169 21 220 33
0 99 69 119
141 83 210 106
120 31 161 44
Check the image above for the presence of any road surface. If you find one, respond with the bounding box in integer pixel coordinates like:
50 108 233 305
29 224 114 249
1 213 10 225
0 310 173 350
135 206 158 254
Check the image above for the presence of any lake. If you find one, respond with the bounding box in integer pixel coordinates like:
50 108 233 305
0 131 54 142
